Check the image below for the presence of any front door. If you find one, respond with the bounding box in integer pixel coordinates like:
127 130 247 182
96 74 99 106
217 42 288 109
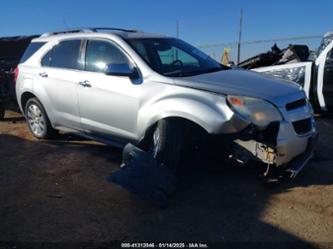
77 39 140 142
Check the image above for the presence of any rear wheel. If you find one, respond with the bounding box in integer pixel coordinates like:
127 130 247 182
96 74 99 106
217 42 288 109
25 98 57 139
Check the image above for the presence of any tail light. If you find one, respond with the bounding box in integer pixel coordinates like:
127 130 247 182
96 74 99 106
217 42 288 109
13 66 19 82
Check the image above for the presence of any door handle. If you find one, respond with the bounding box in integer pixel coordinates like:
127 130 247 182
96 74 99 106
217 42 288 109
39 72 48 78
78 80 91 87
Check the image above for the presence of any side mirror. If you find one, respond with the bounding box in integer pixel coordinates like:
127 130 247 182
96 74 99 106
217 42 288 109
105 63 138 79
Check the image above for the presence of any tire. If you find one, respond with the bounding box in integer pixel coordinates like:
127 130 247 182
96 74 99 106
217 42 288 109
0 106 5 120
24 98 57 139
150 119 189 172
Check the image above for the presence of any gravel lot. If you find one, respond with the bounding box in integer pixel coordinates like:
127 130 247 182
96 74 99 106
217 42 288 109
0 111 333 248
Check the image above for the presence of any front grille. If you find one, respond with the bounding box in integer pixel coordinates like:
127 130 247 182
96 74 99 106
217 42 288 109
292 118 312 135
286 98 307 111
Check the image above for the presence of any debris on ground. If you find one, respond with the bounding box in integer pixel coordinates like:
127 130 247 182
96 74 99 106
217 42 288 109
107 143 178 208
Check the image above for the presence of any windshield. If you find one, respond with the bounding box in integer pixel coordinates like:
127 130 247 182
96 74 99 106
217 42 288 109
126 38 228 77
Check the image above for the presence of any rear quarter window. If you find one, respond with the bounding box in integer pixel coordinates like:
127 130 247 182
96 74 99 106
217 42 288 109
41 40 82 70
20 42 46 63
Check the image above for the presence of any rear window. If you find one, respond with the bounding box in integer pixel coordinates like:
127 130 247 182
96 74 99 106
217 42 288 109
41 40 82 70
20 42 46 63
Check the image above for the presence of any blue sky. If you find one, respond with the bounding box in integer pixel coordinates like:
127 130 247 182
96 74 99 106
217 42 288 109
0 0 332 61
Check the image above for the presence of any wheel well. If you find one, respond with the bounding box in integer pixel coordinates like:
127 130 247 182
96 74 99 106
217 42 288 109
138 117 208 149
21 92 37 110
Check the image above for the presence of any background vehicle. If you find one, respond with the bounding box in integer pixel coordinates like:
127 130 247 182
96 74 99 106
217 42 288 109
15 28 317 177
239 32 333 113
0 35 37 119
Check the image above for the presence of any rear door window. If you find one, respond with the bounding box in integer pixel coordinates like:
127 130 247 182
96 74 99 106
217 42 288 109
20 42 46 63
41 40 82 70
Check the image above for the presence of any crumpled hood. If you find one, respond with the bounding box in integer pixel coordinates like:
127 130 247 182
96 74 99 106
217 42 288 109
173 68 304 105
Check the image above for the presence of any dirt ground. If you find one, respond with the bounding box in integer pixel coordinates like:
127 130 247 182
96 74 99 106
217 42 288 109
0 111 333 248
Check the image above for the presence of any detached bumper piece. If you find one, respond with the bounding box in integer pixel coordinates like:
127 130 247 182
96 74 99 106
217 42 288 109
107 143 178 208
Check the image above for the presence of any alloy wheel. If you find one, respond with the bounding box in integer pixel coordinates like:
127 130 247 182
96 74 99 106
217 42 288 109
27 104 46 137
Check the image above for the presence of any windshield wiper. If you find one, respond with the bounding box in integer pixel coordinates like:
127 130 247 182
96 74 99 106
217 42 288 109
179 66 229 77
164 65 230 77
164 70 183 76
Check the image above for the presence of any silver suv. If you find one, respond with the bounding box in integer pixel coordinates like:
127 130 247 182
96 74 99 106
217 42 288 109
16 28 317 176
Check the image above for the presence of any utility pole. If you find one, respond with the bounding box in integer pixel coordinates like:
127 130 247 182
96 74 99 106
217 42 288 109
237 8 243 65
176 20 179 60
176 20 180 38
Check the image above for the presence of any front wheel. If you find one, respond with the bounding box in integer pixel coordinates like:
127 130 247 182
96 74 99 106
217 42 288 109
150 120 189 172
25 98 57 139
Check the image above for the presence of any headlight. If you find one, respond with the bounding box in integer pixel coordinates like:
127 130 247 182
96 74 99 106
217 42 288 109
227 95 282 127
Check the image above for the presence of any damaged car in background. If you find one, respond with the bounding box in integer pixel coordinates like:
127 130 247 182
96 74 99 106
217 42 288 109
239 32 333 113
0 35 37 119
15 28 318 178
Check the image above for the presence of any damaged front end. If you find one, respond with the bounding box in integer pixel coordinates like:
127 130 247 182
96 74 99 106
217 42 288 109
216 93 319 178
230 122 279 165
225 118 318 178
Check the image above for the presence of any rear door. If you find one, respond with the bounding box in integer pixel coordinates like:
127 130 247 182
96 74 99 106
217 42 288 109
37 39 84 130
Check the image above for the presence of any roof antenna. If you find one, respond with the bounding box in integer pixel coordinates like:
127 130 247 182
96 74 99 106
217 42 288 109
62 17 69 29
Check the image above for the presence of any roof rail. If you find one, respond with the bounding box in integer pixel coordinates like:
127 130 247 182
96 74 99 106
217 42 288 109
40 28 93 37
40 27 138 37
91 27 138 33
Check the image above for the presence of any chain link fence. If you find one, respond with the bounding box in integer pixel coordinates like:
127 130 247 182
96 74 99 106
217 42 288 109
198 35 323 64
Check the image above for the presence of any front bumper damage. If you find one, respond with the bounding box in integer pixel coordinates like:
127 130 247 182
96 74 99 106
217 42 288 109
227 119 318 178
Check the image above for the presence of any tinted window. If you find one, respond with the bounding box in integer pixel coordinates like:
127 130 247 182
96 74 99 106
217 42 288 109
20 42 46 63
85 40 129 73
41 40 82 70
